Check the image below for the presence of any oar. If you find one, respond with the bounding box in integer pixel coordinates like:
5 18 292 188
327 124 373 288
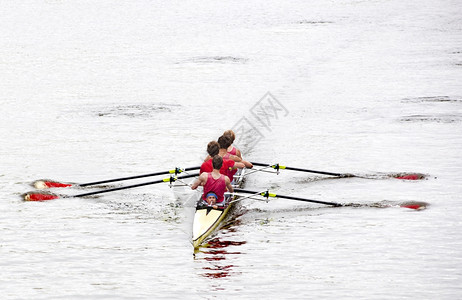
233 188 427 210
228 190 268 204
25 173 199 201
250 162 424 180
234 188 342 207
33 166 201 189
250 162 352 177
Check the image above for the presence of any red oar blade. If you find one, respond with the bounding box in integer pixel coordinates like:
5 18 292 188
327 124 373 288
393 173 426 180
399 201 428 210
24 192 60 201
34 180 73 189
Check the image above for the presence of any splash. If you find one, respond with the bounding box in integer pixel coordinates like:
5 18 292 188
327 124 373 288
344 200 429 210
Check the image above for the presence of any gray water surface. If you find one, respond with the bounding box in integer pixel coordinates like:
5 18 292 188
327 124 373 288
1 0 461 299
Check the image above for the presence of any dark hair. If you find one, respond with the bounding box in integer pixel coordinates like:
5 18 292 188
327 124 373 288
207 141 219 156
217 135 232 149
223 130 235 143
212 155 223 170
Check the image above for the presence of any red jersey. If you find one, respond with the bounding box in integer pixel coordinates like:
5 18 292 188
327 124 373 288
202 173 227 203
223 152 238 182
200 158 236 181
228 146 237 156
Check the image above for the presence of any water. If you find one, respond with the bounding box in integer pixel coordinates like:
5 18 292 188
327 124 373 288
1 0 462 299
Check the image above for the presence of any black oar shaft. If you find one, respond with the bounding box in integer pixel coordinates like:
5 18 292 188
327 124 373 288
75 173 199 197
251 162 276 168
251 162 348 177
281 166 344 177
79 166 200 187
273 194 342 207
234 188 342 207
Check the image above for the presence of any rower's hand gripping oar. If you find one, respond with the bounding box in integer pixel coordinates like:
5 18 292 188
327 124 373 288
33 166 201 189
25 173 199 201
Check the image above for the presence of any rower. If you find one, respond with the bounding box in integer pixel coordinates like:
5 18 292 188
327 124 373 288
191 155 234 208
200 140 244 183
223 129 242 158
217 135 252 184
218 135 253 169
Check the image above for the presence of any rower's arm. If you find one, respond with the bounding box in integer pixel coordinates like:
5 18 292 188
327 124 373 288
225 176 234 193
236 148 242 159
233 162 245 169
228 155 251 168
191 173 207 190
242 160 253 168
228 154 241 162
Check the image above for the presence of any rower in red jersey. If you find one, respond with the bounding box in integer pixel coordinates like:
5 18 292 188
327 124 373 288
217 135 253 169
200 141 244 182
223 129 242 158
191 155 234 208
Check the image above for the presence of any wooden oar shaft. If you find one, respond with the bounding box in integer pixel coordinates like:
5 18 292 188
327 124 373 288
75 173 199 197
79 166 200 187
234 188 342 207
250 162 349 177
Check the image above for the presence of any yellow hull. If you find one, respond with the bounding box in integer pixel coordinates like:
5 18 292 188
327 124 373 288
192 204 233 248
192 170 244 248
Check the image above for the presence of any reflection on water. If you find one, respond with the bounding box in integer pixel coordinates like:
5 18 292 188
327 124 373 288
194 217 247 279
195 238 247 279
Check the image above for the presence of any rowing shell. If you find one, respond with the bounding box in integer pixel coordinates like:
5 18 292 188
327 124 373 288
192 169 245 248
